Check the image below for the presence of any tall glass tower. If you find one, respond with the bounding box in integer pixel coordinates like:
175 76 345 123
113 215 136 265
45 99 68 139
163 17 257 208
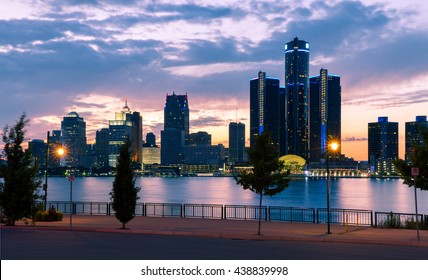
250 71 285 155
309 69 341 162
161 92 189 165
285 37 310 159
405 116 428 161
61 112 87 167
368 117 398 174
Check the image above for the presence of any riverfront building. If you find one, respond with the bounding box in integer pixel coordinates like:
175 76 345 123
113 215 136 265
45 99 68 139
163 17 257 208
108 101 143 167
250 71 286 155
285 37 310 159
95 128 109 169
161 93 189 165
405 116 428 161
309 69 342 162
368 117 398 175
228 122 245 164
61 111 87 167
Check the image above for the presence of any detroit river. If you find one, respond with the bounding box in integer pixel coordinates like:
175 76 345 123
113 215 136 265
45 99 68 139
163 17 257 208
45 177 428 213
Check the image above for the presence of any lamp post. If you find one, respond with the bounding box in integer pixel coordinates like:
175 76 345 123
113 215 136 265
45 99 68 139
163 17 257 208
326 141 339 234
43 131 65 211
43 131 50 211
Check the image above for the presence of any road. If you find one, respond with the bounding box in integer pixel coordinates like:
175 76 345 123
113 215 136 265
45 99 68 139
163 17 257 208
1 228 427 260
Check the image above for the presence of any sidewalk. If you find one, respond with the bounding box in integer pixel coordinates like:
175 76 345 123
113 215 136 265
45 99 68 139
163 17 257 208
7 215 428 247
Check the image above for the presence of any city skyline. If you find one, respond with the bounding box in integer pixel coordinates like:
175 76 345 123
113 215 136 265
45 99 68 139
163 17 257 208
1 0 428 161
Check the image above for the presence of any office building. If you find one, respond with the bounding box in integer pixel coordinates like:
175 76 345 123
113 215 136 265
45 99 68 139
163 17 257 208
284 37 310 159
309 69 342 162
96 128 110 168
405 116 428 161
250 71 285 155
161 128 185 165
28 139 46 169
144 132 157 147
368 117 398 174
108 101 143 167
228 122 245 164
142 146 160 165
188 131 211 146
161 92 189 165
164 92 189 136
61 111 87 167
183 144 225 170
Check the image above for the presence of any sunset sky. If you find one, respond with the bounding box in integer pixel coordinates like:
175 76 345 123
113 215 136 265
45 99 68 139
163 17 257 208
1 0 427 161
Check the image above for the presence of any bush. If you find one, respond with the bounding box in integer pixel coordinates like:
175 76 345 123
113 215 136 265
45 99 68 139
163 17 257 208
34 209 63 222
382 212 402 228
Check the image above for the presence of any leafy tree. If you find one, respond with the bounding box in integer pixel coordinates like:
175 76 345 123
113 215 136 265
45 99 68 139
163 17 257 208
394 128 428 191
0 113 42 226
110 141 140 229
234 132 290 235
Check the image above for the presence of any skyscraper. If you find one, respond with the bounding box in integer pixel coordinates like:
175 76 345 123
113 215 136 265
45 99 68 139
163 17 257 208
108 101 142 167
405 116 428 161
61 111 87 167
284 37 310 159
96 128 109 168
368 117 398 174
250 71 285 155
228 122 245 164
164 92 189 136
161 92 190 165
309 69 342 162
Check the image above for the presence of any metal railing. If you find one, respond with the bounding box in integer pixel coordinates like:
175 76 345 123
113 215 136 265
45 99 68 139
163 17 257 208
269 207 316 223
317 208 373 226
224 205 267 221
144 203 182 217
184 204 223 219
41 200 427 229
375 212 427 229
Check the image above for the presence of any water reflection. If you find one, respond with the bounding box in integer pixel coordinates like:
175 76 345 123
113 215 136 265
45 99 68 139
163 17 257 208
45 177 428 213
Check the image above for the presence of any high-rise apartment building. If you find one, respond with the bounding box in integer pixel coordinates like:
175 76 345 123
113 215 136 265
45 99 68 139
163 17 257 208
61 111 87 167
368 117 398 174
309 69 341 162
161 92 189 165
108 101 142 167
284 37 310 159
250 71 285 155
228 122 245 164
405 116 428 161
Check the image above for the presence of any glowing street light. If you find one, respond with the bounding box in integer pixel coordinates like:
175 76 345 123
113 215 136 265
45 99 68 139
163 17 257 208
326 140 339 234
57 147 65 156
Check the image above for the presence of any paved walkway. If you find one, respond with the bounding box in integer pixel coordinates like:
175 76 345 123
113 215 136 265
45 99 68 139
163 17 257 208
6 215 428 247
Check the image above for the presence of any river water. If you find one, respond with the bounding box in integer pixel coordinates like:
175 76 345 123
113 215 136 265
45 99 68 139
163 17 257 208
45 177 428 214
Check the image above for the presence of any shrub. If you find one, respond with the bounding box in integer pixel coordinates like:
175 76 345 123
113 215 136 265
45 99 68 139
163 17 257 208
34 210 63 222
382 212 402 228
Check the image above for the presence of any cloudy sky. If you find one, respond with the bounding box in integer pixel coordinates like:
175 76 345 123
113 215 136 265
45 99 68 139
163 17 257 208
1 0 427 160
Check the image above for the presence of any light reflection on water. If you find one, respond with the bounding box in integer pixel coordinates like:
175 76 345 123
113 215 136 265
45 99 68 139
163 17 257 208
46 176 428 213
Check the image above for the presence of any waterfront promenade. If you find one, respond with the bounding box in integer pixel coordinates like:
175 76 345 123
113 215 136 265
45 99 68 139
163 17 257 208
7 215 428 247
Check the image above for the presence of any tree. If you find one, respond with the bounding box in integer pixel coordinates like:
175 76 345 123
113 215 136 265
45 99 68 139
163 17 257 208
110 141 140 229
0 113 42 226
394 128 428 191
234 132 290 235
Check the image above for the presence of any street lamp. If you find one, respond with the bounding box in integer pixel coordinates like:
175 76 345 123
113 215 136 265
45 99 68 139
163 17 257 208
43 131 65 211
326 140 339 234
